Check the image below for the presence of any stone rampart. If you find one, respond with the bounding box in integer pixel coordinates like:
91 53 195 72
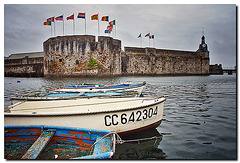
122 47 209 75
43 35 121 77
4 35 210 77
4 57 43 77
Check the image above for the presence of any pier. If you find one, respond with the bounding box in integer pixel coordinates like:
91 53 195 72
222 67 236 75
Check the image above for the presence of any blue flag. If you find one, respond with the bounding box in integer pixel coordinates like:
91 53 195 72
105 30 111 33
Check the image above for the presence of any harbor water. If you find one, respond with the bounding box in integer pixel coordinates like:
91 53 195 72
4 74 237 159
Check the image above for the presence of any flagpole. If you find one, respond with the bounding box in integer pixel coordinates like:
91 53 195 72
115 19 116 39
63 14 64 36
141 37 142 47
51 22 52 37
85 12 87 35
73 13 75 35
98 13 100 37
54 16 56 36
149 32 150 47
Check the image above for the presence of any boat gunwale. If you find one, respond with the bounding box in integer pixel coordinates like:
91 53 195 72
5 96 166 117
4 125 112 134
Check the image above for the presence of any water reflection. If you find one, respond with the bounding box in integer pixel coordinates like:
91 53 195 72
113 128 166 159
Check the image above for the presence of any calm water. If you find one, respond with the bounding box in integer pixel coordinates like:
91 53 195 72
4 74 237 160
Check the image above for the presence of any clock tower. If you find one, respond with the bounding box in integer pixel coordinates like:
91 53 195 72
197 34 209 52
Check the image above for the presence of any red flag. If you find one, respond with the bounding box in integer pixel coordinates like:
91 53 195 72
67 14 74 20
43 21 51 26
107 25 113 31
47 17 54 22
91 14 98 20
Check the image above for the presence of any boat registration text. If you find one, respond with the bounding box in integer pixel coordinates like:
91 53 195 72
104 106 159 126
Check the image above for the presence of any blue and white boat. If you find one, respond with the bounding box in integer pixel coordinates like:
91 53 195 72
4 125 116 160
52 82 146 94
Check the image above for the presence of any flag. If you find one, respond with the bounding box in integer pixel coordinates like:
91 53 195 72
145 33 150 37
67 14 74 20
107 25 113 31
44 21 51 25
149 35 154 39
138 33 141 38
109 20 115 25
55 15 63 21
78 13 85 19
91 14 98 20
101 16 109 21
47 17 54 22
105 30 111 33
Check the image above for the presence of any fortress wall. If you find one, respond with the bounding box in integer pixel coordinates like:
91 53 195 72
122 47 209 75
43 35 121 77
4 57 43 77
5 35 210 77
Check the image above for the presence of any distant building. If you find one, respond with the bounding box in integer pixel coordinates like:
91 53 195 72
4 52 44 77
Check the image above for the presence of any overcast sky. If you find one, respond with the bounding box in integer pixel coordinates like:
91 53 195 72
4 3 236 67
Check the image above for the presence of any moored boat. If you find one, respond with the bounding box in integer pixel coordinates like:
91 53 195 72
5 96 166 135
10 91 129 105
4 125 116 159
52 82 146 94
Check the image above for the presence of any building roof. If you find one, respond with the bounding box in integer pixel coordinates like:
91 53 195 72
7 52 43 60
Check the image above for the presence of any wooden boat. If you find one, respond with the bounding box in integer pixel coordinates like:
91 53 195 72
4 125 116 159
10 91 129 105
52 82 146 94
5 96 166 135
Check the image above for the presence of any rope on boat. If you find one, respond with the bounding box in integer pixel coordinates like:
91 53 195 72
87 131 161 156
87 131 122 156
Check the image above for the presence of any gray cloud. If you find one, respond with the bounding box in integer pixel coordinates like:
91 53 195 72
4 4 236 67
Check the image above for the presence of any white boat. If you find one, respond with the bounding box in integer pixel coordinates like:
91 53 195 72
10 92 130 105
52 82 146 94
5 96 166 135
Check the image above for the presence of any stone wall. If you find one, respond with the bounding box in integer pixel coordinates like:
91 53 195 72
4 57 43 77
5 35 211 77
122 47 209 75
210 64 223 75
43 35 121 77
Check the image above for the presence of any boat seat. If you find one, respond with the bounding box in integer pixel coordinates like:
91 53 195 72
21 130 55 159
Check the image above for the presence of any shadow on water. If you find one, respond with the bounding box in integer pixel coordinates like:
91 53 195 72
113 128 166 160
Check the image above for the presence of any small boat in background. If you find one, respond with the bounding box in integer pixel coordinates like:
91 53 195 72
52 81 146 94
10 91 129 105
4 125 116 160
5 96 166 135
9 82 146 105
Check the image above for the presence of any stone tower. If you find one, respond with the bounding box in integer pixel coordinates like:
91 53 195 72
196 33 210 74
197 35 209 52
43 35 122 77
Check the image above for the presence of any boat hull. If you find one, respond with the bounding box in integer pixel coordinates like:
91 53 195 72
5 97 165 135
4 125 115 159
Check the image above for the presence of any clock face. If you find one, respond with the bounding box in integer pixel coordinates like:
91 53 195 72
202 44 206 47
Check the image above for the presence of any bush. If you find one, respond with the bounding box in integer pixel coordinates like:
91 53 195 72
88 58 97 68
